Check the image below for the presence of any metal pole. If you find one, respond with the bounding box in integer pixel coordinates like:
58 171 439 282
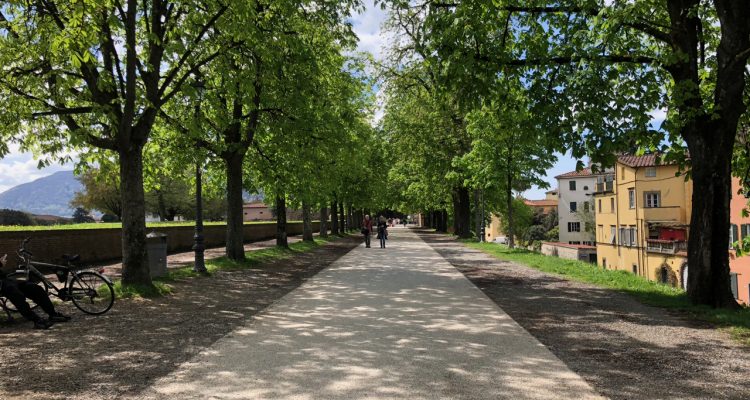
193 162 207 274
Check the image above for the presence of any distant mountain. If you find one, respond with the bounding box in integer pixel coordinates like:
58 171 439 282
0 171 82 218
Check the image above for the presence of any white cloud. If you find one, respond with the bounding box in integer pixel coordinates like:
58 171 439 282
350 0 389 61
0 143 75 193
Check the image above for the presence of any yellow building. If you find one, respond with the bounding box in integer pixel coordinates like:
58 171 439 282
594 154 693 286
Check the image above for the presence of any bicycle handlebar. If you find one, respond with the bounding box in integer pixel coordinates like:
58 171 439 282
18 238 32 257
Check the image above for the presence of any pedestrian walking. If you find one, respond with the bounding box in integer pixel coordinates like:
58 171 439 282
377 215 388 248
362 214 373 248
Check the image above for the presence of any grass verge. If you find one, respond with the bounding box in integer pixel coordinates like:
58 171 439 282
114 235 340 298
464 241 750 346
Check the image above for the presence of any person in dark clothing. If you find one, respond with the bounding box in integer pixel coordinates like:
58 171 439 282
376 216 388 249
0 254 70 329
362 214 373 248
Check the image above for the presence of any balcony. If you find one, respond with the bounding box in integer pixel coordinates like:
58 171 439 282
595 181 614 193
643 206 684 222
647 239 687 254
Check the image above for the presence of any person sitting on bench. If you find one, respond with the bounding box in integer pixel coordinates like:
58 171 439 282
0 254 70 329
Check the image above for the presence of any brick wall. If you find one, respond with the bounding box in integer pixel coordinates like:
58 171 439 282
0 222 320 268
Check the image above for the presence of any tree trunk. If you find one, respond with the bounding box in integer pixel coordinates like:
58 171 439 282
302 201 314 242
506 185 515 249
119 145 150 286
339 201 346 234
474 189 482 242
452 187 472 238
441 209 448 232
668 0 748 307
224 153 246 260
319 206 329 238
276 194 288 248
330 200 339 236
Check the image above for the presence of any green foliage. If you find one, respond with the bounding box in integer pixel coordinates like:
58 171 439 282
0 209 34 226
497 198 533 245
72 207 95 223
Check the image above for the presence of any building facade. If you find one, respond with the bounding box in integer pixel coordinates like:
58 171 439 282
594 154 693 286
729 178 750 305
556 168 598 245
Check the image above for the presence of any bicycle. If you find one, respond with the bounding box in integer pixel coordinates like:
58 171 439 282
1 238 115 318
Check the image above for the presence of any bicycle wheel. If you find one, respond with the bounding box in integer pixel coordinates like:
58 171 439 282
4 271 48 312
69 271 114 315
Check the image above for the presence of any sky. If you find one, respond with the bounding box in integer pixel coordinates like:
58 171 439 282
0 2 651 202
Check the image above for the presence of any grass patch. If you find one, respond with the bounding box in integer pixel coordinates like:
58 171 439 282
113 281 173 299
464 241 750 346
109 234 340 299
156 235 338 282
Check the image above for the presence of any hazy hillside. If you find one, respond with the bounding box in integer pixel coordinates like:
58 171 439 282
0 171 82 217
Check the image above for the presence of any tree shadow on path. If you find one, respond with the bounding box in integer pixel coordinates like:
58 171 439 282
417 230 750 400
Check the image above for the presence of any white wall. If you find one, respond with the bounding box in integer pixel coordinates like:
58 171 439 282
557 176 597 244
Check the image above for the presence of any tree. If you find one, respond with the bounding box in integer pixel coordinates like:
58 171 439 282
0 1 229 286
72 207 95 223
71 168 122 220
0 209 34 226
381 0 749 307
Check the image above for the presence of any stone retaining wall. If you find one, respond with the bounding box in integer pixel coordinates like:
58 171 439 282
0 222 320 268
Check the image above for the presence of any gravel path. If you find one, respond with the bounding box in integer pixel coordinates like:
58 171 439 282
417 230 750 400
143 227 601 400
0 236 360 400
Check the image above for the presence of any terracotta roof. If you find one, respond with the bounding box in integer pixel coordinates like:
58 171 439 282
555 168 594 179
617 153 677 168
524 199 558 207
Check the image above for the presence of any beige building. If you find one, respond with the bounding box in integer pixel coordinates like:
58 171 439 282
594 154 692 285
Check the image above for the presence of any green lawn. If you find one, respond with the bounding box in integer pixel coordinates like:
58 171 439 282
464 241 750 346
0 220 301 232
114 235 337 299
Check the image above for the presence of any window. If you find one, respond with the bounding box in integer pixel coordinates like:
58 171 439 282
610 226 616 244
583 202 590 212
741 224 750 240
610 198 615 212
598 224 603 241
598 199 602 212
583 241 594 246
621 167 625 180
570 201 577 212
569 180 576 191
731 273 739 300
632 265 638 274
569 241 581 245
585 222 592 232
628 227 637 247
619 226 625 245
628 188 635 209
730 224 739 249
644 192 661 208
645 167 656 177
568 222 581 232
602 258 607 269
583 185 589 191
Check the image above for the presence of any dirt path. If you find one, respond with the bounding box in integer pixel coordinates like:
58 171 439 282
0 236 360 400
417 230 750 400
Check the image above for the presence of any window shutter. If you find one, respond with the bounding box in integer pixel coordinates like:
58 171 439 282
730 273 738 300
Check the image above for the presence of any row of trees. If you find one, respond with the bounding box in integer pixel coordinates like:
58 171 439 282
0 1 385 288
377 1 749 308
